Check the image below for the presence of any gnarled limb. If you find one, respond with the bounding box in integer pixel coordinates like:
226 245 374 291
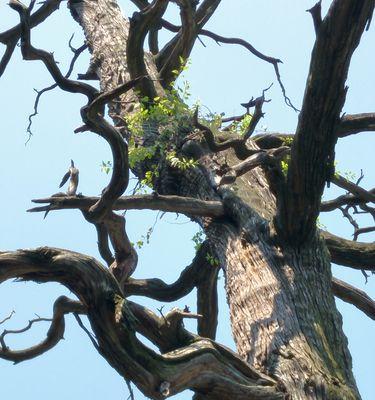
332 174 375 204
128 301 200 353
26 40 88 136
9 0 96 99
0 248 283 399
321 189 375 212
332 277 375 320
0 0 62 44
0 295 86 363
127 0 168 98
158 0 198 86
82 77 146 221
192 109 256 159
219 147 289 186
338 113 375 137
322 231 375 271
277 0 374 244
29 194 225 218
93 222 115 266
124 241 210 301
252 133 294 150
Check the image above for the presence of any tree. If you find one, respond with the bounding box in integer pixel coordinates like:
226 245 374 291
0 0 374 399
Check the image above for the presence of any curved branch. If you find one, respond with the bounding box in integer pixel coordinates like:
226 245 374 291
158 0 198 86
332 277 375 320
27 41 88 136
128 301 199 353
219 147 289 186
322 231 375 271
277 0 374 244
29 194 225 218
321 189 375 212
82 78 146 221
0 296 86 363
124 242 210 301
0 0 62 44
9 0 97 100
127 0 168 98
192 109 257 159
0 248 283 399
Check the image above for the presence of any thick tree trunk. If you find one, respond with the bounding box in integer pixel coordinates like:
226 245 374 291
176 150 360 399
69 1 361 398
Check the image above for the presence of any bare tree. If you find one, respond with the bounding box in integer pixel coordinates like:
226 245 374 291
1 1 375 399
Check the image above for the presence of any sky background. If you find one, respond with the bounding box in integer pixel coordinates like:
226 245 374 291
0 1 374 399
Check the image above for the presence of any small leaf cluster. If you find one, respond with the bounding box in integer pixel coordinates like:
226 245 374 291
206 253 220 267
133 226 154 249
166 151 199 171
191 229 205 251
101 160 113 174
228 114 252 136
280 155 291 177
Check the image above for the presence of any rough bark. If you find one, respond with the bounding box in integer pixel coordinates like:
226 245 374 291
2 0 372 399
66 0 362 398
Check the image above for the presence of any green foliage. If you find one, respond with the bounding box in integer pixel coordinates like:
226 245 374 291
334 161 357 181
166 151 199 170
206 253 220 267
191 229 205 251
282 136 294 146
228 114 252 136
101 160 112 174
280 155 291 177
133 226 154 250
140 170 159 189
129 146 156 169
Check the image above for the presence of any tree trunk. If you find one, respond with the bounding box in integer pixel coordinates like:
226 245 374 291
70 1 361 398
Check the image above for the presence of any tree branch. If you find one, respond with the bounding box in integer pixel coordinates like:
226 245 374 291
158 0 198 86
0 248 283 399
332 277 375 320
0 0 62 44
322 231 375 271
321 189 375 212
0 296 86 363
277 0 374 244
195 0 221 28
196 252 219 340
29 194 225 218
127 0 168 98
307 1 322 35
0 38 18 77
9 0 96 99
219 147 289 186
331 174 375 204
338 113 375 137
192 108 257 159
27 39 88 136
124 241 210 301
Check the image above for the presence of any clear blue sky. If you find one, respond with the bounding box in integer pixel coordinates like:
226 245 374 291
0 1 374 399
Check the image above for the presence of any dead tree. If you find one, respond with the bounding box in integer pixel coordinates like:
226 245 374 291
1 1 375 399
